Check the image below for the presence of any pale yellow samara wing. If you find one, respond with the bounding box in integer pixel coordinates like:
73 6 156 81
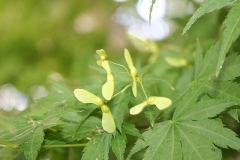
129 101 148 115
132 78 137 97
130 96 172 115
124 49 138 97
124 49 135 69
102 61 114 100
96 60 103 67
101 105 116 133
73 89 103 107
165 57 187 67
124 49 138 76
102 73 114 100
102 60 111 73
96 49 108 60
148 97 172 110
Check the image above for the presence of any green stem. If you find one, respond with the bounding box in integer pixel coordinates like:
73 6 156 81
0 144 7 148
0 140 19 149
43 143 88 148
139 81 148 99
0 144 19 149
144 78 174 90
0 143 88 149
111 84 132 99
108 61 131 76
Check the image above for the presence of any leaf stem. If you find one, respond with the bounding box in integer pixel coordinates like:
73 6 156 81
43 143 88 148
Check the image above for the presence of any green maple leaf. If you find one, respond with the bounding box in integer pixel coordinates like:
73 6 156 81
128 118 240 160
228 109 240 122
178 99 236 121
0 119 43 160
216 1 240 76
20 127 44 160
109 91 130 132
111 132 126 160
194 39 203 80
82 134 106 160
122 123 143 139
183 0 233 34
36 80 76 105
0 107 67 160
128 74 240 160
219 53 240 81
82 133 114 160
178 119 240 150
204 81 240 103
173 82 205 120
197 41 221 80
104 134 112 160
44 116 101 145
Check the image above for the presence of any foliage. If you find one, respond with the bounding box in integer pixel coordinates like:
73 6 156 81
1 0 240 160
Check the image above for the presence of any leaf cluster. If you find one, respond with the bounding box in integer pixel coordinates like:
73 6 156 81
0 0 240 160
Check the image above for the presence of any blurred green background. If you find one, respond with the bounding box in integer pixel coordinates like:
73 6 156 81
0 0 232 112
0 0 127 90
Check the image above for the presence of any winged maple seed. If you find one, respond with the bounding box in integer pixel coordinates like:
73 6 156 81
124 49 138 97
73 89 116 133
130 96 172 115
96 49 114 101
